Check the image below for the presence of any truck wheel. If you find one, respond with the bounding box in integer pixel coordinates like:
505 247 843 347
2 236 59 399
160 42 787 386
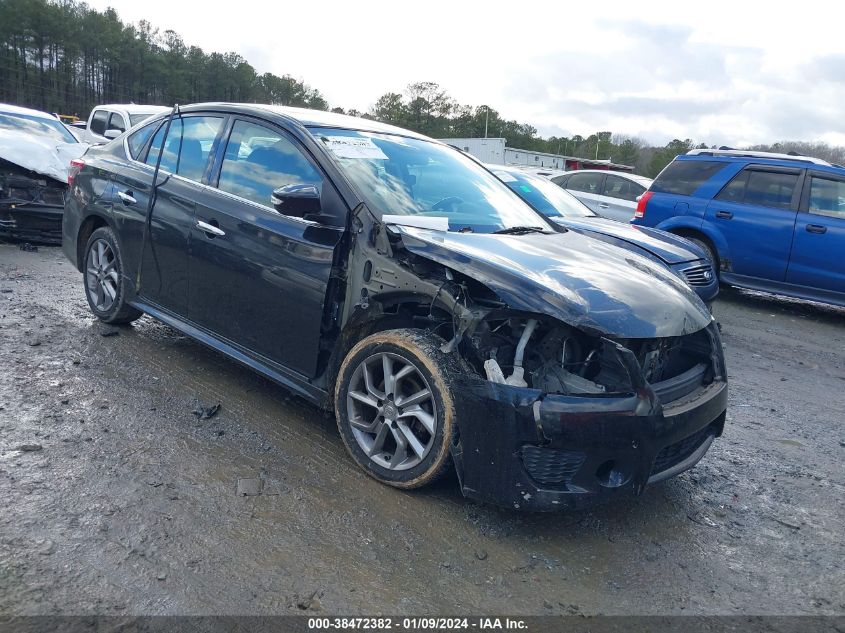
334 329 462 489
83 227 142 324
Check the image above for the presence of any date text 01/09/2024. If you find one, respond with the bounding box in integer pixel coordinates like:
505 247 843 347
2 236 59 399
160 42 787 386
307 618 529 630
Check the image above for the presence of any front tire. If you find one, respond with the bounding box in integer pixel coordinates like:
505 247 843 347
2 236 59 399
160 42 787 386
83 226 142 324
334 329 463 489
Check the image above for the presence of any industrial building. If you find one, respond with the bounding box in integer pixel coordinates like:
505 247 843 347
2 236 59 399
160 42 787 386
440 137 634 172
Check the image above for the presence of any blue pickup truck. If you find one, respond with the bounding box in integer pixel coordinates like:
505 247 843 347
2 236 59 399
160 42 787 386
633 149 845 307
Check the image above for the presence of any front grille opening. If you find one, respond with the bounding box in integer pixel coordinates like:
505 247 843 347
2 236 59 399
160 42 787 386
616 328 716 403
682 263 714 287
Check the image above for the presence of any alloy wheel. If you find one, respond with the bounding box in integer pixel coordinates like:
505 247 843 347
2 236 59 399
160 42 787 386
345 352 438 471
86 239 119 312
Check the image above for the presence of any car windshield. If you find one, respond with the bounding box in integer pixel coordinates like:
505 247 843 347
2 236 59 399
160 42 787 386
309 127 551 233
0 111 77 143
129 113 156 127
492 169 597 218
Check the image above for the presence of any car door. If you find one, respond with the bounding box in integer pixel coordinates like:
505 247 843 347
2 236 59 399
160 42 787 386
188 117 346 377
560 172 605 212
598 174 644 222
705 165 802 281
110 114 225 315
786 172 845 294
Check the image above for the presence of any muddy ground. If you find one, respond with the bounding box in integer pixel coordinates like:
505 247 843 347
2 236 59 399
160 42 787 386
0 243 843 616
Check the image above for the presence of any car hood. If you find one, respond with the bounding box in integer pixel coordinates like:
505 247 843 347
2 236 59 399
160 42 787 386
394 226 711 339
556 216 704 265
0 129 87 182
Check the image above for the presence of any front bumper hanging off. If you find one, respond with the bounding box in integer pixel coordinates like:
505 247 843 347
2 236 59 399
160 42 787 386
450 323 728 511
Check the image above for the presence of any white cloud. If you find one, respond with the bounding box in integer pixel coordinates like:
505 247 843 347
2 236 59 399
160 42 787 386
84 0 845 145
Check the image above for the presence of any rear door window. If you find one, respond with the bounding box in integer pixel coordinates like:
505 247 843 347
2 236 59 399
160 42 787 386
89 109 108 136
808 176 845 219
603 175 644 202
145 116 224 182
566 172 603 194
215 119 322 209
717 168 799 210
651 160 724 195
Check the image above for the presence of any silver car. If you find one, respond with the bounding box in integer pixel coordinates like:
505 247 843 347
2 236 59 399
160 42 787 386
551 169 653 223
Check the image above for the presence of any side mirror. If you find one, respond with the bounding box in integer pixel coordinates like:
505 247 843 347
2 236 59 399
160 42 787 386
103 129 121 140
271 184 321 218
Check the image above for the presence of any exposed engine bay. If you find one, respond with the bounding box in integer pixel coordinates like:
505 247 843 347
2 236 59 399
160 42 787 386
338 216 717 401
467 314 714 396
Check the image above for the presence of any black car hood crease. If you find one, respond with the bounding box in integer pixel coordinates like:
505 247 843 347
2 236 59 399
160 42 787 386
394 226 712 339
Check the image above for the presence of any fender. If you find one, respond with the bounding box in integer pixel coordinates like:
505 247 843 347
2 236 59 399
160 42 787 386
655 216 732 271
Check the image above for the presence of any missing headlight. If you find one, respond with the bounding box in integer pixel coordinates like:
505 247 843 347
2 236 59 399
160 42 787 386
468 315 634 395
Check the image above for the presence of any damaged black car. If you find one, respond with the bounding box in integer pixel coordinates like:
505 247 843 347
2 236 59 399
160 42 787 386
62 104 727 510
0 103 86 244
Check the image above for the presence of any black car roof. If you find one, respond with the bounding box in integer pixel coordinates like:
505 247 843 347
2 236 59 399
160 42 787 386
175 103 430 140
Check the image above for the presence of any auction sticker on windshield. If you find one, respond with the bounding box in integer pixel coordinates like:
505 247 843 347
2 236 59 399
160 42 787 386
321 136 388 160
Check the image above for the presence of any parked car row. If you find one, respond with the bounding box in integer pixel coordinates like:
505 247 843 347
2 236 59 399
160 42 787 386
8 98 842 509
485 165 718 306
633 149 845 308
61 103 727 510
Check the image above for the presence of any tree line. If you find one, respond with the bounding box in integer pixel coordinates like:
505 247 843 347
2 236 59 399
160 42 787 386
2 0 842 177
0 0 328 118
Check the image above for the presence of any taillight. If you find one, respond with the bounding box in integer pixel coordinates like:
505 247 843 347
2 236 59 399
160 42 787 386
634 190 653 219
68 158 85 188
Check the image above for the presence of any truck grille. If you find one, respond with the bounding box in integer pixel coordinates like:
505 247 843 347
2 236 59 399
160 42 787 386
520 446 585 486
681 263 714 287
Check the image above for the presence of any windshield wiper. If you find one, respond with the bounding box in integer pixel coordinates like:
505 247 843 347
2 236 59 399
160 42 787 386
492 226 548 235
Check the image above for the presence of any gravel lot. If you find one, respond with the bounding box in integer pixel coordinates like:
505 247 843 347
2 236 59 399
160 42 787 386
1 243 843 616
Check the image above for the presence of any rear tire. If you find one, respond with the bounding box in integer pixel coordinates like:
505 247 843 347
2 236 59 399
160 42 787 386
334 329 464 489
83 226 142 324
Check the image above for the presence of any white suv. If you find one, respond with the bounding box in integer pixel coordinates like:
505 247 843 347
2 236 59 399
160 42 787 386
82 104 169 144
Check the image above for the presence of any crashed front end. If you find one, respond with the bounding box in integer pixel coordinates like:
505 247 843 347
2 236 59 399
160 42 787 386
0 160 66 244
450 313 727 510
341 217 728 510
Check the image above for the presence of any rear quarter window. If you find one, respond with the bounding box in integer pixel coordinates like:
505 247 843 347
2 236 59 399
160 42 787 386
651 160 725 196
126 121 159 160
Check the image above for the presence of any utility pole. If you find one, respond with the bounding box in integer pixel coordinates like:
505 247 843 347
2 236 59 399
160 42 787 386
484 105 489 139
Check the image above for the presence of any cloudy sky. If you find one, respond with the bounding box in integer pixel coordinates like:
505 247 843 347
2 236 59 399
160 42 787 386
86 0 845 146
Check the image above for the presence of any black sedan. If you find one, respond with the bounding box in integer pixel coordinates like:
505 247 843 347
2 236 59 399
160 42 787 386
62 103 727 510
487 165 719 306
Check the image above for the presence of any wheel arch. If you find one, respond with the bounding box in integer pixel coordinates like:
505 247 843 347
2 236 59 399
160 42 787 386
661 221 730 273
322 292 449 407
76 213 113 270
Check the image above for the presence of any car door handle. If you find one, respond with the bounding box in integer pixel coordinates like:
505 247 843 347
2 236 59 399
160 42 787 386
196 220 225 237
598 202 609 209
117 190 136 205
806 224 827 234
715 211 733 219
